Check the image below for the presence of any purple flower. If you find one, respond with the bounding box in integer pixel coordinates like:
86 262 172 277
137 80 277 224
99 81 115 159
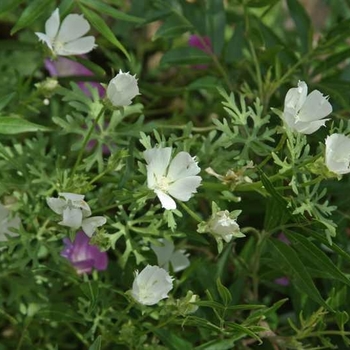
188 35 212 70
45 57 105 97
61 231 108 274
274 276 290 286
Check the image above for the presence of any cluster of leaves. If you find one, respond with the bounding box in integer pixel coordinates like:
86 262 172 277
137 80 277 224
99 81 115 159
1 0 350 349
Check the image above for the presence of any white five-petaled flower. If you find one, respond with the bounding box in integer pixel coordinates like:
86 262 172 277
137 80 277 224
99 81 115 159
151 239 190 273
46 192 106 237
0 203 20 243
283 81 332 134
35 8 95 56
144 147 202 210
325 133 350 175
131 265 173 306
106 70 140 107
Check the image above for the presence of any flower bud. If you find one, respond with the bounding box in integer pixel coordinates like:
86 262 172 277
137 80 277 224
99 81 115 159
106 70 140 107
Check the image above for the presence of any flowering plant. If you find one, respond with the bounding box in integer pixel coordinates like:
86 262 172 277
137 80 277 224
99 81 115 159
2 1 350 349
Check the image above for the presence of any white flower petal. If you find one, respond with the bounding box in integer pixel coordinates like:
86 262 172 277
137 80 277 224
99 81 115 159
59 207 83 228
56 36 96 56
151 239 175 269
81 216 107 237
167 152 201 181
155 190 176 210
46 197 66 215
131 265 173 305
144 147 172 189
167 176 201 201
45 8 60 39
294 118 329 135
59 192 85 201
284 80 307 114
56 14 90 43
35 32 53 50
170 250 190 272
298 90 333 122
325 134 350 175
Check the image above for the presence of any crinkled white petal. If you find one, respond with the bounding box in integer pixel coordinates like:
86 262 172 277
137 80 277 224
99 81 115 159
56 14 90 43
154 190 176 210
170 250 190 272
46 197 66 215
325 134 350 175
151 239 175 269
59 207 83 228
35 32 53 50
144 148 172 189
298 90 332 122
167 152 201 181
56 36 96 56
45 8 60 39
131 265 173 305
167 176 201 201
59 192 85 201
82 216 107 237
294 118 329 135
284 80 307 113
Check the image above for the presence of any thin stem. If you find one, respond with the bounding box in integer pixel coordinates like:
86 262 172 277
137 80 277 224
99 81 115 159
70 106 105 182
177 201 202 222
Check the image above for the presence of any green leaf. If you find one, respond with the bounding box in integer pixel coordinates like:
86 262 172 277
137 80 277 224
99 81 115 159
206 0 225 54
226 323 262 344
154 329 192 350
160 47 212 66
154 13 193 40
0 117 51 134
216 278 232 306
187 76 221 91
269 238 332 311
225 22 245 62
80 0 143 23
0 0 24 15
286 232 350 287
11 0 53 35
89 336 102 350
0 93 16 112
286 0 312 53
79 5 130 61
313 48 350 76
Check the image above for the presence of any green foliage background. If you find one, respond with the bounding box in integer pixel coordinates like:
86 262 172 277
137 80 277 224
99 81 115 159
1 0 350 349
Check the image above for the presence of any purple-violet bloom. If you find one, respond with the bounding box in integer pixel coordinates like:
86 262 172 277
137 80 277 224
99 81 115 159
61 231 108 274
45 57 105 97
274 232 290 286
188 35 213 69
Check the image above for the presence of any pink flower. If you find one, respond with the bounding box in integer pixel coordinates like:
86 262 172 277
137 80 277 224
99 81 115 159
45 57 105 97
274 233 290 286
61 231 108 274
188 35 212 70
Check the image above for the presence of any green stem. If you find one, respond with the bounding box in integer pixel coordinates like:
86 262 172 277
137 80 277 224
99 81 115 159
70 106 105 182
177 201 202 222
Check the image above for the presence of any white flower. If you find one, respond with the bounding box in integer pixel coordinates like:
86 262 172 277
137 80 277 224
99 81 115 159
0 203 20 242
144 147 202 210
46 192 106 237
35 8 95 56
208 210 242 243
106 70 140 106
131 265 173 306
151 239 190 272
283 81 332 134
325 133 350 175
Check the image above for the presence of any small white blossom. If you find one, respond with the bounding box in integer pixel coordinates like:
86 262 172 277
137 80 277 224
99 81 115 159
131 265 173 306
35 8 95 56
283 81 332 134
106 70 140 106
0 203 20 242
151 239 190 272
144 147 202 210
207 210 242 243
325 133 350 175
46 192 106 237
